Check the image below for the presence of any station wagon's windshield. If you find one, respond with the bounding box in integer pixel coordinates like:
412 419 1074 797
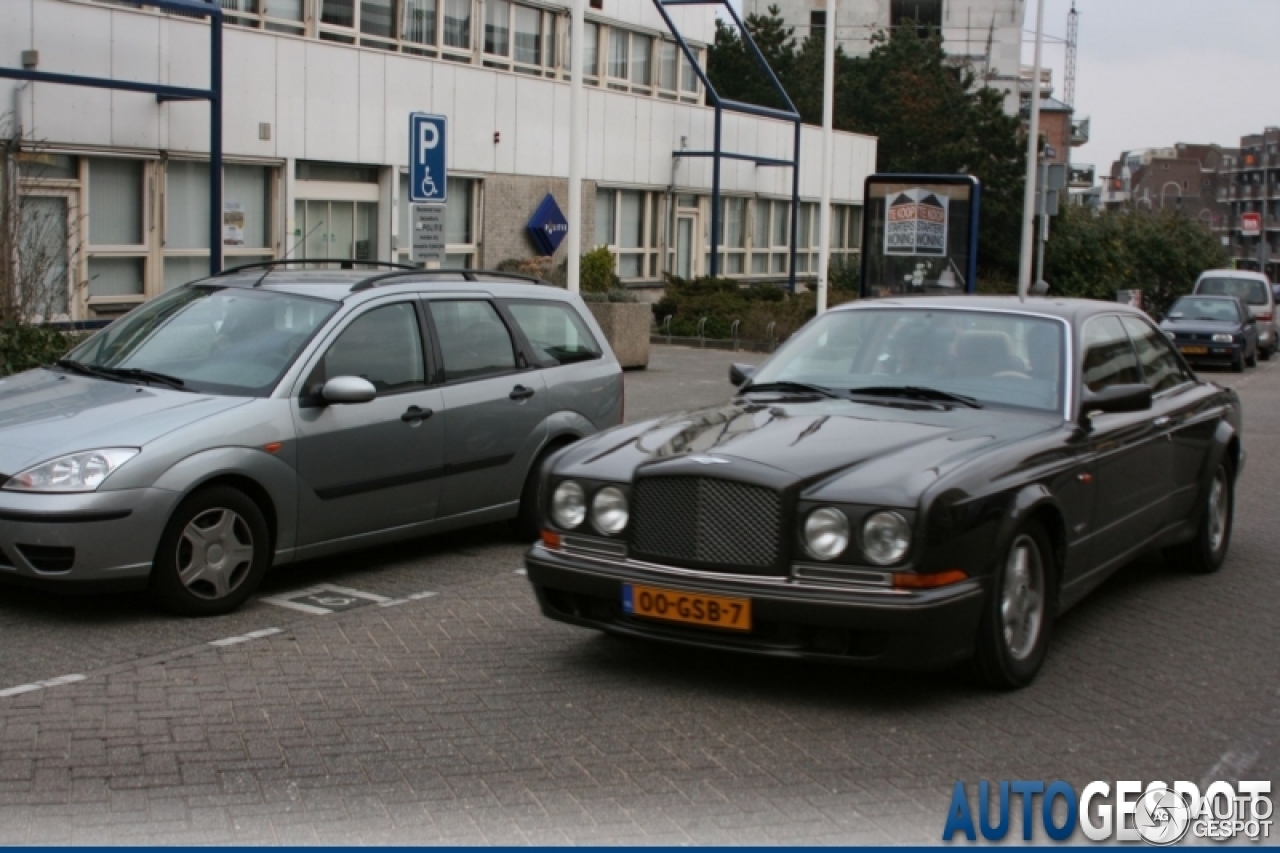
750 308 1065 413
65 286 339 396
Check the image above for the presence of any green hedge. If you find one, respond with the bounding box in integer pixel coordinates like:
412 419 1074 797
0 324 78 377
653 275 859 342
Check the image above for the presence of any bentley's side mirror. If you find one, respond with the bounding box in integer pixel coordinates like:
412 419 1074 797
321 375 378 404
729 363 757 387
1079 383 1152 424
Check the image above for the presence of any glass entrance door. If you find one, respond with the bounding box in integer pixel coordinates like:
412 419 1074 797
675 214 696 280
294 200 378 263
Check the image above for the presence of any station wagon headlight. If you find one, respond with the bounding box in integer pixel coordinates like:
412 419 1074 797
4 448 139 493
591 486 629 536
804 507 850 561
551 480 587 529
861 511 912 566
1212 333 1235 343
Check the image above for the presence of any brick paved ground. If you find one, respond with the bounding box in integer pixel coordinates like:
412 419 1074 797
0 345 1276 844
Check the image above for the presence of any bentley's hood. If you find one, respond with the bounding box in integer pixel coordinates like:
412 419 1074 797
556 397 1061 507
0 369 251 475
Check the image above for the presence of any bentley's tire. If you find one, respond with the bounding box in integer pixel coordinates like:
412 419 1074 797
970 521 1056 690
149 486 271 616
1165 461 1233 575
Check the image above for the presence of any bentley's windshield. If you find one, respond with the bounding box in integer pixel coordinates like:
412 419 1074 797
64 285 339 396
749 308 1065 413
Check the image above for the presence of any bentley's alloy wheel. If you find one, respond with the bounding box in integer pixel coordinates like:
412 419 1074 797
971 521 1056 689
1001 535 1046 662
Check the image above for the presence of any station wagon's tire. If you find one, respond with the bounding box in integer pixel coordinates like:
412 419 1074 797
1164 461 1233 575
149 486 271 616
969 521 1056 690
1261 346 1272 361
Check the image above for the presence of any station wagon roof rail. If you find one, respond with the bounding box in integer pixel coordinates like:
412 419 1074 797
214 259 419 277
348 269 548 292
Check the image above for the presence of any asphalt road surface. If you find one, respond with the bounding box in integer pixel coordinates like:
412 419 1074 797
0 345 1275 844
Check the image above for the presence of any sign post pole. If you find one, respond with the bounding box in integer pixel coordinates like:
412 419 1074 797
815 0 836 315
566 0 586 294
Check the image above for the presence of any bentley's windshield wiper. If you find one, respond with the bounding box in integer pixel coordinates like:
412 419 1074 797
54 358 131 384
99 367 190 392
741 380 842 399
849 385 983 409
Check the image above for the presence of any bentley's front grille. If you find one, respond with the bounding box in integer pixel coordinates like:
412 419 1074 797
630 476 783 570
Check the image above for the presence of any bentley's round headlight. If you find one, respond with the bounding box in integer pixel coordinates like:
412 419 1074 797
861 511 911 565
551 481 586 529
591 486 629 535
804 507 850 561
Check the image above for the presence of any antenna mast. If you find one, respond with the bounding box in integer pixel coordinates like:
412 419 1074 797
1064 1 1079 108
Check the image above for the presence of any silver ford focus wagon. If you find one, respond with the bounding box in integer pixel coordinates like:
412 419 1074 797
0 262 623 614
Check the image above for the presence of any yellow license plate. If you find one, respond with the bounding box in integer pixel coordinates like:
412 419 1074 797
622 584 752 632
1180 346 1208 355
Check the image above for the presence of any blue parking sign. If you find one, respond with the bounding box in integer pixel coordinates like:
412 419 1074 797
409 113 448 204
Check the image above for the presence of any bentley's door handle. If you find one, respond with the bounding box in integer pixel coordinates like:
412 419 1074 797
509 385 536 401
401 406 433 423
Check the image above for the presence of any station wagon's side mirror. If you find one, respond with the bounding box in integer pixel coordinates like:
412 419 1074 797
729 363 757 387
321 376 377 405
1079 383 1152 424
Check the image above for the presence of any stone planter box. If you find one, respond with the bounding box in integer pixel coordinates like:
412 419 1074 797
587 302 651 369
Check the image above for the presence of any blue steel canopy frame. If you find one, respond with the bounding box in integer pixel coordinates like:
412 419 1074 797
651 0 802 291
0 0 225 273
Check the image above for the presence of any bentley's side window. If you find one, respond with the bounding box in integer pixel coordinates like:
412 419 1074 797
1081 316 1142 392
1120 315 1193 392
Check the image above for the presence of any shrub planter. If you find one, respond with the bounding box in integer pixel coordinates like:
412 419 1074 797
587 302 651 369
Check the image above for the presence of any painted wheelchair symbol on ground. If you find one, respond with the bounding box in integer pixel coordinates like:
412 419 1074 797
260 583 436 615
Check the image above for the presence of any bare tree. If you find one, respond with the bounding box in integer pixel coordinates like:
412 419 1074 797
0 114 88 324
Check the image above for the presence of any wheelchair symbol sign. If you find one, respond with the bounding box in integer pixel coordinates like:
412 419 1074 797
409 113 448 204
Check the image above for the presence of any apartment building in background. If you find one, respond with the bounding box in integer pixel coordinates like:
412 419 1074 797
1 0 877 321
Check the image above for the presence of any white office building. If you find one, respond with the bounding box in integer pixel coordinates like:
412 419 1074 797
743 0 1026 113
1 0 876 320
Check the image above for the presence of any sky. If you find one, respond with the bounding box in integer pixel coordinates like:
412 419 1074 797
1028 0 1280 171
727 0 1280 173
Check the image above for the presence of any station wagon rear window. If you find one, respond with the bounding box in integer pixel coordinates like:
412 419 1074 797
505 300 602 367
1197 277 1269 305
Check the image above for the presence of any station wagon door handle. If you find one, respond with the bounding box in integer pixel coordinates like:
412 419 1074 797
401 406 433 423
1153 416 1173 428
509 385 536 401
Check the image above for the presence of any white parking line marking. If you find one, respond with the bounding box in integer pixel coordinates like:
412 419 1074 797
0 673 87 698
208 627 283 647
379 591 438 608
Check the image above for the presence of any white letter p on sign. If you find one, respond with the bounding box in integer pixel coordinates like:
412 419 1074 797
418 123 439 164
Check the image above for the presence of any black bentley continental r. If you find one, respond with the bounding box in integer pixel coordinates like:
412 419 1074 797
525 297 1243 688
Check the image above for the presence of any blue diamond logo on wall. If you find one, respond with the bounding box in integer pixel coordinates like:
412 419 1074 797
527 193 569 256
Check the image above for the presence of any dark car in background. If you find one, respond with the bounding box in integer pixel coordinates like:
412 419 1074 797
1161 295 1258 372
526 297 1243 689
1193 269 1275 359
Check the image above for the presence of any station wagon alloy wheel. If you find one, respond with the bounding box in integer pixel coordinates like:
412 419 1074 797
177 508 256 600
1001 534 1045 662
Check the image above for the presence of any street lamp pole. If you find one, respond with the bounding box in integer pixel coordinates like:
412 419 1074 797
566 0 586 293
1017 0 1047 299
815 0 836 314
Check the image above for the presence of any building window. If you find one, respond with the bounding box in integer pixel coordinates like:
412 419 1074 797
87 158 148 306
563 20 600 80
595 188 660 281
718 197 747 275
890 0 942 32
483 1 557 75
484 0 511 56
218 0 305 35
163 161 275 290
809 10 826 37
606 27 655 94
751 198 791 275
397 175 482 268
831 204 863 267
